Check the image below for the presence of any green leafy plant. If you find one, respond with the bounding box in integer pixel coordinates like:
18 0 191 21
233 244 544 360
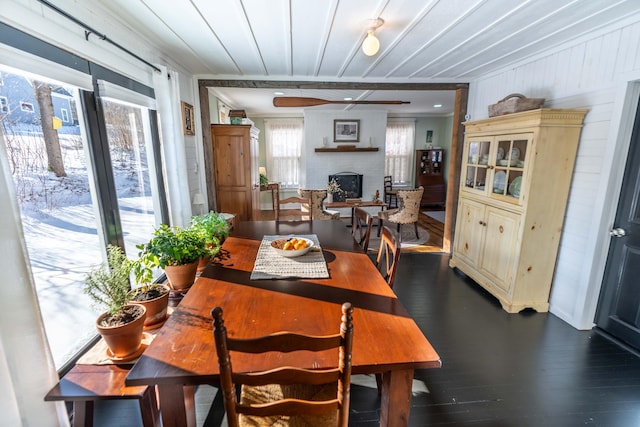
260 173 269 187
189 211 230 258
84 245 133 316
136 223 206 271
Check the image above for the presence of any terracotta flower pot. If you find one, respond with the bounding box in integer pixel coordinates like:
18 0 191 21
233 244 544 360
197 256 211 273
96 304 146 359
129 284 170 328
164 260 199 292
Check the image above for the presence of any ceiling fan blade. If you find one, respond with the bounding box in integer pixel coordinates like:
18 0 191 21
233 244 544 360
273 97 410 107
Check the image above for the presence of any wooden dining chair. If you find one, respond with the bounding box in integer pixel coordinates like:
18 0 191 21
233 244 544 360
383 176 398 208
275 193 312 221
373 225 401 394
212 303 354 427
351 207 373 252
375 225 401 290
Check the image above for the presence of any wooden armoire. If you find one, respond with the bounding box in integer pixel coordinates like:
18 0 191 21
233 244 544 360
211 124 260 221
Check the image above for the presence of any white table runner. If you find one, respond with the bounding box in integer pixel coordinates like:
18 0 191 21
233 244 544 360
250 234 329 280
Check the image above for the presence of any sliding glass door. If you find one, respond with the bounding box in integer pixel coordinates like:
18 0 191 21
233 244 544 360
0 66 165 369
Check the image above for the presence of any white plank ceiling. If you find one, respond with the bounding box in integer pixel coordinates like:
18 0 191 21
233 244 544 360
54 0 640 115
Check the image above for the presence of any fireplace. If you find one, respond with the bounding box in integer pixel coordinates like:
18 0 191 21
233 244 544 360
328 172 363 202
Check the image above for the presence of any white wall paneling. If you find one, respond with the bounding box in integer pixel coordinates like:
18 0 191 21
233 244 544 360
467 17 640 329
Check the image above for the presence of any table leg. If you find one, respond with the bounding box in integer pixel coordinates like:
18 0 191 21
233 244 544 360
156 384 196 427
72 401 92 427
379 369 414 427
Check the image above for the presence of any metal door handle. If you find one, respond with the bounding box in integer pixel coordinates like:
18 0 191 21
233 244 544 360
610 228 627 237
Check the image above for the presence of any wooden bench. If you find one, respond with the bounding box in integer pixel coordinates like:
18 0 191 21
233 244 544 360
45 363 159 427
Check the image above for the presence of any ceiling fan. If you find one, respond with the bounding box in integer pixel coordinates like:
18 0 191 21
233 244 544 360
273 97 410 107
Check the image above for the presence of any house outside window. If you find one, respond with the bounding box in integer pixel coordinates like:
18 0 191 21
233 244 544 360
20 101 34 112
385 119 415 185
265 118 304 188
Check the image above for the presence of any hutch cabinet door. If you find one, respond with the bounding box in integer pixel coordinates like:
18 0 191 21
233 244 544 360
462 137 492 195
489 133 532 205
478 206 520 293
452 197 486 268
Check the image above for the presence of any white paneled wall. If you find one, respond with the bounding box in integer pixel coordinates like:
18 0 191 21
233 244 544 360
467 16 640 329
303 110 387 204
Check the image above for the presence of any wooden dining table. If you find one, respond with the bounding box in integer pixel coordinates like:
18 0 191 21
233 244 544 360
126 220 441 427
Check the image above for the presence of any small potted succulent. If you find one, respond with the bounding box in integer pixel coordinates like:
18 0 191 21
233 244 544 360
84 245 146 360
136 224 207 292
189 211 230 272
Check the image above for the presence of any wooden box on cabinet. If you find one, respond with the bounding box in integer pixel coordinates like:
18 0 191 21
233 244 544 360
211 124 260 221
415 149 445 207
449 109 587 313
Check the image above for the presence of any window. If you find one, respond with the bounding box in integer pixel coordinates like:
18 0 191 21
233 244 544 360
20 101 34 112
61 108 68 122
0 96 7 114
265 118 304 188
385 119 415 184
100 98 159 257
1 65 165 369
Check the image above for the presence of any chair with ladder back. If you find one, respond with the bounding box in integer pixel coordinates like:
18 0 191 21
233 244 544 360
212 303 354 427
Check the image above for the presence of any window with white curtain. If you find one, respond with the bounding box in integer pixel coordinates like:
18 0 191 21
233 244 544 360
385 119 415 184
265 118 304 188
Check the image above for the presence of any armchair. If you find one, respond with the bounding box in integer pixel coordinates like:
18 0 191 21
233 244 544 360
377 186 424 241
298 189 340 220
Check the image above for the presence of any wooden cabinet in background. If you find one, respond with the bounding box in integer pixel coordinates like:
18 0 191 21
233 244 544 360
415 149 445 207
211 124 260 221
449 109 587 313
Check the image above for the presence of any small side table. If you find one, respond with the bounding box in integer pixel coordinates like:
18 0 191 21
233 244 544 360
260 182 280 211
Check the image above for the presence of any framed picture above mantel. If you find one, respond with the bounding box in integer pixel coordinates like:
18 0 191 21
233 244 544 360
334 119 360 142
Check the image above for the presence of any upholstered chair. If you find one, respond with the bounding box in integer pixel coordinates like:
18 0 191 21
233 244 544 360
377 186 424 240
298 189 341 220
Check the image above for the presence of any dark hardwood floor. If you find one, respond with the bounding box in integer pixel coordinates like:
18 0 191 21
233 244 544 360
91 251 640 426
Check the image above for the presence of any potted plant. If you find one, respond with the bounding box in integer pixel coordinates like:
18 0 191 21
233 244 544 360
128 281 171 329
189 211 230 272
137 224 206 292
84 245 146 360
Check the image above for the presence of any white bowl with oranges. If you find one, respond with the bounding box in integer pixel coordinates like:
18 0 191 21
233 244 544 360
270 237 314 258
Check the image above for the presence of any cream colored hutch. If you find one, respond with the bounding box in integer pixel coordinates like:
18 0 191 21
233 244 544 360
449 109 587 313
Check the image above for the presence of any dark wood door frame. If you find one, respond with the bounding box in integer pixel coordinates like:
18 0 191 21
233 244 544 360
197 79 468 253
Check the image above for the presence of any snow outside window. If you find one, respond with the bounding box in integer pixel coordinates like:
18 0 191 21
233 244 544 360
385 119 415 185
265 118 303 188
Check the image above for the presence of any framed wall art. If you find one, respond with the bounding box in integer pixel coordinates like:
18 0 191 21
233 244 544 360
181 101 195 135
334 119 360 142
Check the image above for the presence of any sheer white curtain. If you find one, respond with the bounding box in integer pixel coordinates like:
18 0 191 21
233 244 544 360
0 127 69 426
385 119 415 184
265 119 304 189
152 66 192 227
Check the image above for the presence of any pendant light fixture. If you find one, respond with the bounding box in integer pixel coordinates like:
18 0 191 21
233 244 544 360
362 18 384 56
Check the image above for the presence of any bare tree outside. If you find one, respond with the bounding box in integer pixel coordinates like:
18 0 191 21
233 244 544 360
34 80 66 177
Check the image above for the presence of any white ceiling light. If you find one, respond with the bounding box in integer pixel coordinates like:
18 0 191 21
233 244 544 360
362 18 384 56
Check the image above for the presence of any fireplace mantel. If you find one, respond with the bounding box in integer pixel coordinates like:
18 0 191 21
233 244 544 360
314 147 379 152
